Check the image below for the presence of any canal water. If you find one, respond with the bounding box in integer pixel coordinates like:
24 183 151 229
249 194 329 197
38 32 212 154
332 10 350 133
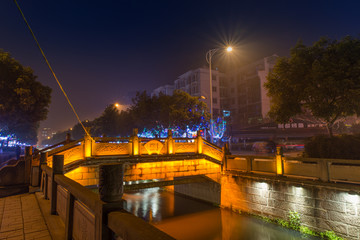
122 187 317 240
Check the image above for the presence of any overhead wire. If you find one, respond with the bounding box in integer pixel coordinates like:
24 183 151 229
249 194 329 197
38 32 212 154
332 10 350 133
13 0 93 140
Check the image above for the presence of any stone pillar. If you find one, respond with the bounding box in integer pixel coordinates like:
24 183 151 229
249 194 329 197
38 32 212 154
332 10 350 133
51 155 64 215
25 146 33 157
66 132 71 143
319 159 330 182
83 127 93 158
196 130 203 154
166 129 174 154
99 163 124 203
40 152 48 192
131 128 139 156
276 147 284 175
25 146 33 184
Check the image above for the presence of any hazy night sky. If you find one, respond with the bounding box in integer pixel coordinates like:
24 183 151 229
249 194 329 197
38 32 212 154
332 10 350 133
1 0 359 132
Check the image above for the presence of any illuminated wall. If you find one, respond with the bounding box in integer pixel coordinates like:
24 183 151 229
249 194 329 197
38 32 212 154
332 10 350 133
221 174 360 240
65 159 221 186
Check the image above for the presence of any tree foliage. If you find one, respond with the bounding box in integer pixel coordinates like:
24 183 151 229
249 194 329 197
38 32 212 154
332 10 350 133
43 90 208 144
265 36 360 136
0 50 51 144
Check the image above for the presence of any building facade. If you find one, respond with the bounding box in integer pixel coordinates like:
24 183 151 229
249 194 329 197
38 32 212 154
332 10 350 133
151 84 174 97
227 55 278 130
173 67 226 117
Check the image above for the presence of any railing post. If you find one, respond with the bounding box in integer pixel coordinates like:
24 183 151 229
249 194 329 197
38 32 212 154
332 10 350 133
39 152 48 189
319 159 330 182
276 146 284 175
83 127 93 158
66 132 71 143
97 163 124 240
25 146 32 185
196 130 203 154
246 157 252 172
166 130 174 154
131 128 139 156
65 193 75 240
51 155 64 215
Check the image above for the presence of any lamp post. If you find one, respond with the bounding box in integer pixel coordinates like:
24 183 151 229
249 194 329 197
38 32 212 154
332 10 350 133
206 46 232 143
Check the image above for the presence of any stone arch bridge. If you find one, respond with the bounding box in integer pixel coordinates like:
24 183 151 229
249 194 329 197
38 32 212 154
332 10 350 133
35 130 224 187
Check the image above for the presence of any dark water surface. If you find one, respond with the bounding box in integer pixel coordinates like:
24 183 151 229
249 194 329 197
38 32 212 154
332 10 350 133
123 187 317 240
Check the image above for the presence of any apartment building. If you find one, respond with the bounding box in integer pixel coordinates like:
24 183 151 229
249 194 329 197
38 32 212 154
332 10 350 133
227 55 278 129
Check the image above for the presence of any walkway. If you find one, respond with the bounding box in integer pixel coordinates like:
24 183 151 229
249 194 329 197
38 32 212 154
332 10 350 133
0 193 58 240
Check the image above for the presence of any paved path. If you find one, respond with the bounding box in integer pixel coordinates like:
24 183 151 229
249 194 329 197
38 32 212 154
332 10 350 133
0 193 51 240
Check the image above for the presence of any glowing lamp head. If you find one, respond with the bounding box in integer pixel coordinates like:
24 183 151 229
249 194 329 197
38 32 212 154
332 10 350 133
114 103 120 108
226 46 233 52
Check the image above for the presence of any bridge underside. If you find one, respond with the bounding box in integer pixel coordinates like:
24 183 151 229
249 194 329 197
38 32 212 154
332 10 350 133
64 155 222 187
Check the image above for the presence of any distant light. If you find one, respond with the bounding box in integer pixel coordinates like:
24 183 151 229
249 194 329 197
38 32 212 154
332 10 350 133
115 103 120 108
227 46 233 52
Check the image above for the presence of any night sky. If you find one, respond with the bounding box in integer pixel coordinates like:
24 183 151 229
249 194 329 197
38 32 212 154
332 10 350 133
1 0 359 132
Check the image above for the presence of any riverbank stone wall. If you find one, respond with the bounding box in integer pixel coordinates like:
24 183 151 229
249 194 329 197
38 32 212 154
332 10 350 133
221 173 360 240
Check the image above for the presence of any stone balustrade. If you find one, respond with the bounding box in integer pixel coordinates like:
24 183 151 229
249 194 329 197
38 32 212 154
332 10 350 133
226 151 360 185
40 155 174 240
39 129 224 168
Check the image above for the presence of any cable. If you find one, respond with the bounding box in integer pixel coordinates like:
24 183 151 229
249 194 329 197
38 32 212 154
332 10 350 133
13 0 93 140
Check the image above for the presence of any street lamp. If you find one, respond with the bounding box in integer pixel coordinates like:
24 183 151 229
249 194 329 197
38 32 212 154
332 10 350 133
206 46 232 143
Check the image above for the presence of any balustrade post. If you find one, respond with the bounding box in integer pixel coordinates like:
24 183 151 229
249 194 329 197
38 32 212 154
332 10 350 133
319 159 330 182
39 152 48 196
66 132 71 143
131 128 139 156
83 127 93 159
51 155 64 215
25 146 33 182
166 130 174 154
97 163 124 239
196 130 203 154
246 157 252 172
65 193 75 240
276 147 284 175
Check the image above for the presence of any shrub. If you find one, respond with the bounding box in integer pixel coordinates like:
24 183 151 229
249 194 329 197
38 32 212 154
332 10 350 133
305 134 360 159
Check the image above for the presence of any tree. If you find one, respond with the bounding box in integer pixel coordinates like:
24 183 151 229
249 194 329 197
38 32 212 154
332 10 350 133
129 90 209 137
0 50 52 144
265 36 360 137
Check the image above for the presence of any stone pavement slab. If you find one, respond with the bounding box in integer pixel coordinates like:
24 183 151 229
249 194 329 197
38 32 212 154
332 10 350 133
0 193 52 240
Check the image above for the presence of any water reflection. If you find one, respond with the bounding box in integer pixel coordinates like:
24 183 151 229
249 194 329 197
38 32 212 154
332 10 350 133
123 188 318 240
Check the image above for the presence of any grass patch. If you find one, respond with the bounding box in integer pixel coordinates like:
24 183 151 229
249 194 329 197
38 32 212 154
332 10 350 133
230 208 344 240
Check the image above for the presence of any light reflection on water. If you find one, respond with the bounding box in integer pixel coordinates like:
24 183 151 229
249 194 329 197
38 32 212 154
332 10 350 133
123 188 318 240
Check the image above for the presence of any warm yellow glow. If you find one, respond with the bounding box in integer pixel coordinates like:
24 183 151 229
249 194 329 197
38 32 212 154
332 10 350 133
84 137 92 158
47 136 50 139
276 155 283 175
168 142 174 154
133 142 139 155
115 103 120 108
197 139 203 154
226 46 233 52
144 140 163 154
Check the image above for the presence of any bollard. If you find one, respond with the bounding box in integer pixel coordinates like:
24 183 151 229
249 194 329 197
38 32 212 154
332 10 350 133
99 163 124 203
51 155 64 215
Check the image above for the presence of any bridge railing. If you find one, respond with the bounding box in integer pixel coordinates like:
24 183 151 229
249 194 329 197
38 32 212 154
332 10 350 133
37 129 225 170
40 155 174 240
202 139 224 162
226 151 360 185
